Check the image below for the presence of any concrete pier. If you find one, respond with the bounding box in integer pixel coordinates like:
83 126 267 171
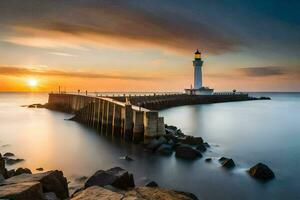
47 93 165 142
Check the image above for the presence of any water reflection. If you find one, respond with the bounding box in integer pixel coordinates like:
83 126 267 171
0 93 300 199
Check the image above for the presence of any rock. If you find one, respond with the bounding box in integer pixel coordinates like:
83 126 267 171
196 143 207 152
218 157 227 162
124 156 134 161
85 167 135 190
179 136 203 145
28 103 44 108
146 139 163 152
71 186 198 200
175 145 202 160
157 136 168 144
0 154 7 178
15 168 32 176
0 174 5 183
248 163 275 180
165 125 178 131
2 170 69 199
203 142 210 148
221 159 235 169
36 167 44 171
44 192 59 200
205 158 212 162
126 187 198 200
219 157 235 168
156 144 173 155
75 176 88 183
7 169 16 178
0 181 43 200
3 152 15 157
4 157 25 165
71 186 123 200
145 181 158 187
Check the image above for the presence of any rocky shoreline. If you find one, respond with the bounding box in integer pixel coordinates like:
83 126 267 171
0 154 198 200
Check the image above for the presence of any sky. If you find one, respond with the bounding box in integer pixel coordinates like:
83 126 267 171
0 0 299 92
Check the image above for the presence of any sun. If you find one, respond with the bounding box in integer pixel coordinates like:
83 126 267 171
27 79 38 87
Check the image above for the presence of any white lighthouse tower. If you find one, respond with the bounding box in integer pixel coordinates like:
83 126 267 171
193 49 203 89
185 50 214 95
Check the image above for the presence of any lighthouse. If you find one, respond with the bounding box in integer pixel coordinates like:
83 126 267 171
193 49 203 89
185 50 214 95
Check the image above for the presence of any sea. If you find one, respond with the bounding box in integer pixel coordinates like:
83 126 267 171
0 92 299 200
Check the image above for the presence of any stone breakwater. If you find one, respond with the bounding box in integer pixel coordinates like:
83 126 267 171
111 94 271 110
46 93 166 142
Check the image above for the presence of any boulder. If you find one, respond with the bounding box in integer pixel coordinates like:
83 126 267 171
179 136 203 145
196 143 207 152
75 176 88 183
2 170 69 199
71 186 198 200
145 181 158 187
203 142 210 148
3 152 15 157
0 181 43 200
15 168 32 176
124 156 134 161
220 159 235 169
0 154 7 178
205 158 212 162
175 145 202 160
36 167 44 171
43 192 59 200
4 157 25 165
125 187 198 200
248 163 275 180
85 167 135 190
218 157 235 168
71 186 122 200
146 139 163 152
7 169 16 178
156 144 173 155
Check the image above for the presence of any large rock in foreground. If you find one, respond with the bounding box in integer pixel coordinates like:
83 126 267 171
175 145 202 160
0 181 43 200
71 186 198 200
71 186 123 200
85 167 135 190
248 163 275 180
1 170 69 199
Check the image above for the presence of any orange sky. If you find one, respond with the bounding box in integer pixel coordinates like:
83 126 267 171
0 1 299 92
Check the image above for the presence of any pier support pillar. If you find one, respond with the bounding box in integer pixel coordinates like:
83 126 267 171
124 104 133 141
106 102 114 135
133 111 144 143
144 111 158 141
157 117 166 136
112 105 122 137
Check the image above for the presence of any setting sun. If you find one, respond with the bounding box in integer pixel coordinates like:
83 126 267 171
27 79 38 87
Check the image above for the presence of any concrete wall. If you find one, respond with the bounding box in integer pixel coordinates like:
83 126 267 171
48 93 165 142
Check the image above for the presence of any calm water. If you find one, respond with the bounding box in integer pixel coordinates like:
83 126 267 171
0 92 299 200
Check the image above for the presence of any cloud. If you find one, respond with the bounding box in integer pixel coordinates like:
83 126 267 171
237 66 286 77
0 1 241 54
0 65 161 81
49 52 76 57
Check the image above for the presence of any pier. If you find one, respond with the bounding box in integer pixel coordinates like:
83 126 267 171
47 92 261 142
47 93 166 142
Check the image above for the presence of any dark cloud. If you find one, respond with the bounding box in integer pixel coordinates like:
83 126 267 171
237 66 286 77
0 0 241 54
0 66 160 81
